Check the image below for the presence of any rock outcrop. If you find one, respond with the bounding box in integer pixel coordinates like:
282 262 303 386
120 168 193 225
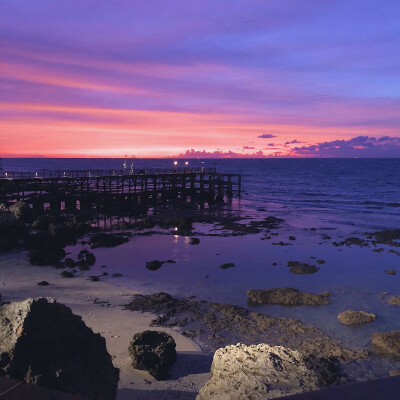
9 201 30 221
371 331 400 357
337 310 377 326
90 232 129 248
126 293 367 385
196 343 318 400
0 297 119 399
287 261 319 274
247 288 331 306
387 296 400 306
128 330 177 380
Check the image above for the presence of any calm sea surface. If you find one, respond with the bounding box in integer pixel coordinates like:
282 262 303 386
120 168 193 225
3 158 400 376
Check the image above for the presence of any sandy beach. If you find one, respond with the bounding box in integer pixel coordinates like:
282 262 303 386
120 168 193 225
0 251 210 400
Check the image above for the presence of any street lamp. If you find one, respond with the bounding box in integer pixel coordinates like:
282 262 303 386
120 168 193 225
185 161 189 166
173 161 178 166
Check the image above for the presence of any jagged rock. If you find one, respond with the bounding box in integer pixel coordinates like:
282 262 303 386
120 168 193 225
196 343 318 400
0 298 119 399
189 237 200 245
37 281 50 286
9 201 30 221
371 331 400 357
337 310 377 326
247 288 331 306
128 330 177 380
112 273 122 277
287 261 319 274
90 233 129 249
146 260 163 271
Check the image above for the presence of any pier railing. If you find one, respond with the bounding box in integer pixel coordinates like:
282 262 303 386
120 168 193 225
0 167 217 180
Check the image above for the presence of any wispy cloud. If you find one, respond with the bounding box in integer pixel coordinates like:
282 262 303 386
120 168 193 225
258 134 277 139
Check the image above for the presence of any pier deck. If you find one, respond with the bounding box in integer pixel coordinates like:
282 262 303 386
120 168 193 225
0 168 241 212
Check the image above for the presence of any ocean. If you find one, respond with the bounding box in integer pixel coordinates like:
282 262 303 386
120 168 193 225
3 157 400 377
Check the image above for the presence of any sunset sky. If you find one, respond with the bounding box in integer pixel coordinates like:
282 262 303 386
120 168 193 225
1 1 399 158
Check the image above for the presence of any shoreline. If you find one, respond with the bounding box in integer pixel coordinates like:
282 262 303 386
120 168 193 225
0 251 210 400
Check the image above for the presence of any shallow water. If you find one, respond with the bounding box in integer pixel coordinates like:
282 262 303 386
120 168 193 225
6 157 400 375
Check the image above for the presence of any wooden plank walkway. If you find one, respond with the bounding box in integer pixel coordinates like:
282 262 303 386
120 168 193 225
0 168 241 212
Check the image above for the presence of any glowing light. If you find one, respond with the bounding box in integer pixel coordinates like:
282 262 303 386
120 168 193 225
185 161 189 165
173 161 178 166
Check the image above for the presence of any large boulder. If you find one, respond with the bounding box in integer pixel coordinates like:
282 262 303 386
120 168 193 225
196 343 318 400
0 298 119 399
371 331 400 357
247 288 331 306
9 201 30 221
128 330 177 380
337 310 377 326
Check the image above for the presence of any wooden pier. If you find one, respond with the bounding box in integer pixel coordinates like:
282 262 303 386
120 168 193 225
0 168 241 212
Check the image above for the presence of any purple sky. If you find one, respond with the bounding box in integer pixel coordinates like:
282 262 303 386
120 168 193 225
0 0 399 157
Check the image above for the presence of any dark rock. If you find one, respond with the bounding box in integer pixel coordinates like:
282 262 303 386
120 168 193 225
85 252 96 266
37 281 50 286
29 247 66 267
112 273 122 277
287 261 319 275
146 260 163 271
189 237 200 245
89 276 99 282
289 236 296 241
371 331 400 357
0 298 119 399
90 233 129 249
247 288 332 306
0 212 27 252
76 251 96 270
317 259 326 264
385 270 396 275
337 310 377 326
101 272 108 276
64 258 76 268
166 260 176 264
128 330 177 380
220 263 235 270
60 271 74 278
48 222 67 237
32 215 52 230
